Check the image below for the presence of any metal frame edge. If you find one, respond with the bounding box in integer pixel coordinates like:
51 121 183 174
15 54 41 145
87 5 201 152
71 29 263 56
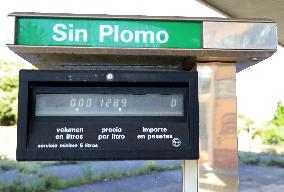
6 16 16 45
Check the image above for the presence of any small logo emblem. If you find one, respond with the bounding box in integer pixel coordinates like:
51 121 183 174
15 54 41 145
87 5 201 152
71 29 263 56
172 138 181 147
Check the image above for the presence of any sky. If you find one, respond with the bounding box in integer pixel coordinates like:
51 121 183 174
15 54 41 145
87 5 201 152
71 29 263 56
0 0 283 125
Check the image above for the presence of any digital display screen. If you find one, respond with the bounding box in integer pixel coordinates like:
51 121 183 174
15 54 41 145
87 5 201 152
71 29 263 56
35 94 184 116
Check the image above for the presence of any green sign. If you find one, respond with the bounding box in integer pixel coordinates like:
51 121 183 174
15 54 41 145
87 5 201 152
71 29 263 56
16 18 202 49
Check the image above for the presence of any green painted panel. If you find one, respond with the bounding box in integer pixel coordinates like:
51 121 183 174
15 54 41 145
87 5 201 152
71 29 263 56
16 17 202 49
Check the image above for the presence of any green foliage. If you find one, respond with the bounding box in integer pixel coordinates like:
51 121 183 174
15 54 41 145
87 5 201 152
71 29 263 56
37 174 61 189
239 152 260 165
238 102 284 146
17 163 40 174
81 164 93 182
0 160 42 174
239 151 284 168
258 102 284 145
271 101 284 126
0 174 59 192
237 114 259 139
0 92 17 126
260 125 284 145
0 61 32 126
0 160 21 172
0 179 24 192
238 114 256 132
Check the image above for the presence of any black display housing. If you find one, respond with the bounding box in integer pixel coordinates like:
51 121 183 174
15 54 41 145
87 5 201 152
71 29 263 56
17 70 199 161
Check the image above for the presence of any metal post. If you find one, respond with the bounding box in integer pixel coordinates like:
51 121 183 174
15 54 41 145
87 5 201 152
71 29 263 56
183 160 199 192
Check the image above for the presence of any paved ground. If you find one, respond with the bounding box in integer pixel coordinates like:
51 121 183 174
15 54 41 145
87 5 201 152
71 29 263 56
0 161 284 191
240 165 284 192
60 169 182 192
0 160 180 185
60 165 284 192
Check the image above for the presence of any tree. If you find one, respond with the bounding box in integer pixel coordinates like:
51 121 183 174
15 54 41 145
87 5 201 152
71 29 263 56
271 101 284 126
0 61 32 126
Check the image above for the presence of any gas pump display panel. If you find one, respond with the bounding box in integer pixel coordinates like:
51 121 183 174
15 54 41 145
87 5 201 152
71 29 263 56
17 70 199 160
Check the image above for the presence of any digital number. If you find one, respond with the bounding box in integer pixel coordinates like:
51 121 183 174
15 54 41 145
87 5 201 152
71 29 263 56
70 98 92 108
70 97 128 109
171 98 177 108
70 98 76 107
78 99 84 107
113 99 119 107
100 98 127 108
121 99 127 107
86 99 92 107
100 99 104 107
105 98 111 108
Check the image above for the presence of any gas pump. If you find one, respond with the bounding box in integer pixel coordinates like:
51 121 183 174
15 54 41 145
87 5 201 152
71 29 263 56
7 13 277 191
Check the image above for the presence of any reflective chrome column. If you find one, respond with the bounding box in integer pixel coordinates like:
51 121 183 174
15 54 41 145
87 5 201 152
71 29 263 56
198 63 238 192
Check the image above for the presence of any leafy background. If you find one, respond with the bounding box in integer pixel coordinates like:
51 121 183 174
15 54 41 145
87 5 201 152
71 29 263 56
0 61 33 125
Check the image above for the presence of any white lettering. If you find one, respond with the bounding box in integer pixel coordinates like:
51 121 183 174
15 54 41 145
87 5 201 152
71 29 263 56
98 134 109 140
111 134 125 140
98 25 169 44
156 31 169 43
68 24 74 41
142 126 167 133
85 143 98 148
135 31 154 43
66 134 83 140
101 127 122 133
56 127 84 133
120 30 133 43
114 25 119 42
52 24 88 42
52 24 67 41
75 29 88 42
100 25 113 42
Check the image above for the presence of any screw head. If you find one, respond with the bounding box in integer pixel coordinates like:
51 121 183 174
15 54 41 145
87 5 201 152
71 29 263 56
251 57 259 61
106 73 114 81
